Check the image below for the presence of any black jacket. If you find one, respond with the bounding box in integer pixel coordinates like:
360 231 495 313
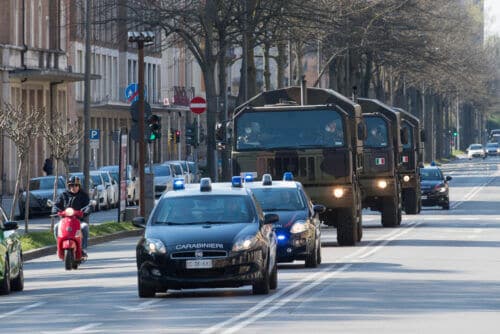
52 190 91 215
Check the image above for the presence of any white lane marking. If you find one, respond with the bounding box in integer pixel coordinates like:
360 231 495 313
41 323 103 334
451 176 496 209
115 299 159 311
0 302 46 320
202 222 421 334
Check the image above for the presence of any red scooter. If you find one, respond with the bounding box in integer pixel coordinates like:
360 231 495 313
56 207 86 270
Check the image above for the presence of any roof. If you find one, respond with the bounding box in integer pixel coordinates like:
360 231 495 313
161 182 252 199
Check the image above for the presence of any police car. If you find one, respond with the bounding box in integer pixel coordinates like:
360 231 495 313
132 177 278 297
244 173 326 268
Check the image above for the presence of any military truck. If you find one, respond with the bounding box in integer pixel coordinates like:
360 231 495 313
393 107 425 214
231 86 365 246
357 98 407 227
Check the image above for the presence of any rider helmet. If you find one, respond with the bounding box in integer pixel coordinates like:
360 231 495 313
67 175 81 186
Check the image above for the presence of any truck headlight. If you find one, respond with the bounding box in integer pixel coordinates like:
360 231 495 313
290 220 307 234
403 175 410 182
144 238 167 254
333 187 344 198
232 235 257 251
377 180 388 189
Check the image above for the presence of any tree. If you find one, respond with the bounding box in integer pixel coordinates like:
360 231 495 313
0 103 46 231
43 113 83 231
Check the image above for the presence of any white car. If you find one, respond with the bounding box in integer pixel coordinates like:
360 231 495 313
145 164 174 198
99 165 138 205
100 171 119 208
467 143 485 159
89 171 109 210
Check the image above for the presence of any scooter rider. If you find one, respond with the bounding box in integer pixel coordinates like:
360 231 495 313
52 176 92 257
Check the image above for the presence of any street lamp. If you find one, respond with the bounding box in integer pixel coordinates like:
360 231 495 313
128 31 154 217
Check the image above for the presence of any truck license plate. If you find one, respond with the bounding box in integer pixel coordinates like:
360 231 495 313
186 259 213 269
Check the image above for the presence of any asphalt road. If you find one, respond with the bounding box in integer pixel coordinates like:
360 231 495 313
2 156 500 333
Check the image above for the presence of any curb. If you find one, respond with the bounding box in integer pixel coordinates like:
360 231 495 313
24 229 143 262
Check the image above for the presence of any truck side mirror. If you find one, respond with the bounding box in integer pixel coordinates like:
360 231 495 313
420 129 426 142
401 127 409 145
357 122 367 141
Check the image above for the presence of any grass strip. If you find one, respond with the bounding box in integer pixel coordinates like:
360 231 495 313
20 221 139 252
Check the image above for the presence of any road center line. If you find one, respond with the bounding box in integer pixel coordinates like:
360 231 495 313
202 222 420 334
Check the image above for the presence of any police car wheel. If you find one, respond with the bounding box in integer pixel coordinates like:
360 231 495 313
137 272 156 298
305 241 318 268
252 261 271 295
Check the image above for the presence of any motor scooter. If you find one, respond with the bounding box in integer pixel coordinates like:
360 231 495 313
55 207 86 270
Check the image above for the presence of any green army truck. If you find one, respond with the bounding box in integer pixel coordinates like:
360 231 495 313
231 86 365 246
394 107 425 214
357 98 407 227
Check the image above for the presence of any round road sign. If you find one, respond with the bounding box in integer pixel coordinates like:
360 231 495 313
190 96 207 114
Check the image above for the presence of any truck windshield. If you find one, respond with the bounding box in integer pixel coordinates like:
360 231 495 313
364 117 389 148
402 123 413 149
235 109 344 150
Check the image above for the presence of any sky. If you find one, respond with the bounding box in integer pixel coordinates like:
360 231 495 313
485 0 500 37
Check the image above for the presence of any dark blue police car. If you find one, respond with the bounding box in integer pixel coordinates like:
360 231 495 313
245 173 326 268
133 177 278 297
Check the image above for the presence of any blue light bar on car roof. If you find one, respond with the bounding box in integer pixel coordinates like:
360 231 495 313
200 177 212 192
173 178 185 190
232 176 243 188
244 173 254 183
283 172 294 181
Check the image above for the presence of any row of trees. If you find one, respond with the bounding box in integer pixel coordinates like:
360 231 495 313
0 103 81 230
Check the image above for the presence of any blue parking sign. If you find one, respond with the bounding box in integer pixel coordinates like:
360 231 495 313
90 129 100 140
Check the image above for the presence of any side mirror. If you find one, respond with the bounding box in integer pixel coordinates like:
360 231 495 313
420 129 426 142
445 175 452 181
357 122 367 141
132 217 146 228
47 199 54 207
90 200 97 207
313 204 326 214
400 127 409 145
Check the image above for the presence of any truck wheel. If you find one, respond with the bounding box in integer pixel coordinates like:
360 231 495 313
381 197 399 227
404 189 419 214
337 208 358 246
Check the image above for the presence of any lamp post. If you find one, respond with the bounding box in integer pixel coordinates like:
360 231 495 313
128 31 154 217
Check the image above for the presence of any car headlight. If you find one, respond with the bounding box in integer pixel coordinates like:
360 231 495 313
290 220 307 234
377 180 388 189
144 238 167 254
333 187 344 198
434 184 446 193
232 235 258 252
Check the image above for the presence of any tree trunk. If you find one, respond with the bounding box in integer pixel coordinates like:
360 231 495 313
10 160 23 221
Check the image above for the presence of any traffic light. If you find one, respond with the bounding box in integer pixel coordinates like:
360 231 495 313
175 129 181 143
169 128 174 142
186 123 196 146
453 131 458 137
147 115 161 142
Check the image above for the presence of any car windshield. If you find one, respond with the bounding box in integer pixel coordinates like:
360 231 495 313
101 173 110 183
469 144 482 150
90 174 102 185
486 143 498 148
420 168 443 181
250 188 306 211
170 164 183 175
146 165 171 176
29 177 65 190
152 195 253 224
100 165 131 180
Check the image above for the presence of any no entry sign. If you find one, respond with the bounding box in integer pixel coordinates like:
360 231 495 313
190 96 207 114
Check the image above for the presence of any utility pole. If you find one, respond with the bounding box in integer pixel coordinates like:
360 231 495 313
128 31 154 217
83 0 91 193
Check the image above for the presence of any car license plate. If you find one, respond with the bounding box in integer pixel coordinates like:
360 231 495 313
186 259 212 269
421 195 427 200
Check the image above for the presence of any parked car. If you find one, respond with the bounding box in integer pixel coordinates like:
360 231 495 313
466 143 485 159
145 164 174 198
420 166 452 210
90 171 109 210
1 204 24 295
485 142 499 157
100 171 119 208
165 160 200 183
162 161 186 183
99 165 138 205
18 176 66 217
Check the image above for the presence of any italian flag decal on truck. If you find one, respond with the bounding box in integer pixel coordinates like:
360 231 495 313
375 157 385 165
